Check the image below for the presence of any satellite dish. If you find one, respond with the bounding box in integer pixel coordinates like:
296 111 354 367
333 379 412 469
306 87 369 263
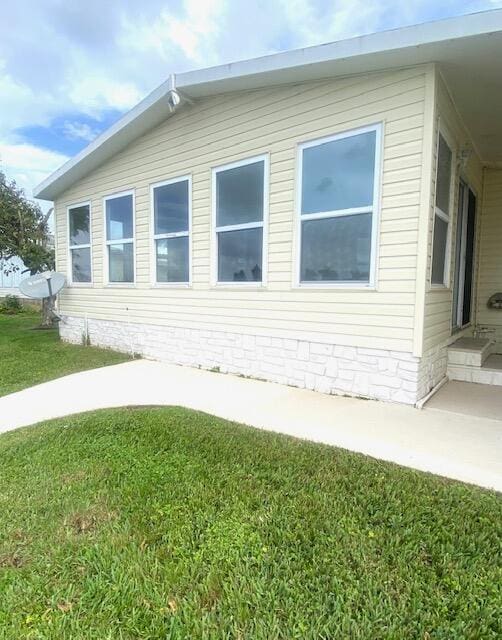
19 271 66 299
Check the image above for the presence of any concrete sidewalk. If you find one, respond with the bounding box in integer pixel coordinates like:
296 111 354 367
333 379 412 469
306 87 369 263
0 359 500 492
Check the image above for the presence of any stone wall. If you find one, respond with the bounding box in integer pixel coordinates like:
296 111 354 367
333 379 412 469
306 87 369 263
60 315 422 405
417 343 448 400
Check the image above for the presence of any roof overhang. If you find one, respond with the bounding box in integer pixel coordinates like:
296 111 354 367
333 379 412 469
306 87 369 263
34 9 502 200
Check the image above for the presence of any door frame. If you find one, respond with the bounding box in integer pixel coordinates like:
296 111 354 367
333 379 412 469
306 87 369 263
452 178 477 332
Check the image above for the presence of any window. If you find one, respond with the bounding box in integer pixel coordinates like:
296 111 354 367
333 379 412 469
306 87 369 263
213 156 267 284
431 132 453 285
298 125 381 285
152 177 190 284
104 191 135 283
68 203 91 283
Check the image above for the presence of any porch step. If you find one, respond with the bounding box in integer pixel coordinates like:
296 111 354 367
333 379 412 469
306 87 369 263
447 337 494 368
447 340 502 385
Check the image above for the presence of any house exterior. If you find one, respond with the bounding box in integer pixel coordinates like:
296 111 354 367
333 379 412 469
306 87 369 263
0 257 28 297
35 11 502 406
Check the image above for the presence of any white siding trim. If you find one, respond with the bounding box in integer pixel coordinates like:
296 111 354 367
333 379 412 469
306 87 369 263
413 64 436 357
149 174 192 288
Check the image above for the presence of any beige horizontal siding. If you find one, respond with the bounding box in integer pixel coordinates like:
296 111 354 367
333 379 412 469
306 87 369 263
422 72 484 352
476 169 502 340
55 67 430 353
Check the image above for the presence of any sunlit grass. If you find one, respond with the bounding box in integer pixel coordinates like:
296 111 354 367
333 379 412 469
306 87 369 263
0 312 129 397
0 407 500 639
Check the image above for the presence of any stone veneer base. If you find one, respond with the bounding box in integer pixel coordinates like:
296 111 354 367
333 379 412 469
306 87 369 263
59 315 422 405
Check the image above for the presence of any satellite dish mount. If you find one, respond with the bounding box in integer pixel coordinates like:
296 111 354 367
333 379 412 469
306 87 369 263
19 271 66 327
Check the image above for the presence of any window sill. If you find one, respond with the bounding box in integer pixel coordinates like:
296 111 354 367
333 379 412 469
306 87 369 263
293 282 376 291
429 284 451 292
151 283 191 289
211 282 267 290
67 283 94 288
105 283 137 288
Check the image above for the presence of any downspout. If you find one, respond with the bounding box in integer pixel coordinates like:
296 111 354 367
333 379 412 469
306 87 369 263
415 376 448 409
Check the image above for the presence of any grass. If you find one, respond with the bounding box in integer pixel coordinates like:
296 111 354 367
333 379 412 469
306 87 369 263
0 407 500 639
0 312 130 397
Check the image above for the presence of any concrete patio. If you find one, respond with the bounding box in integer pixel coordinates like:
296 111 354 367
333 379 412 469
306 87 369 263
426 379 502 421
0 360 500 492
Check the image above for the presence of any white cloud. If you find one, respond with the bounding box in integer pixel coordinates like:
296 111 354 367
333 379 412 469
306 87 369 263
62 121 98 142
68 76 142 116
0 0 500 203
0 142 68 210
121 0 225 66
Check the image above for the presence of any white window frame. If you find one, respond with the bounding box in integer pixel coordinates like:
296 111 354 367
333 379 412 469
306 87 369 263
103 189 136 286
67 201 92 286
430 126 455 289
211 154 269 287
150 175 192 287
294 123 383 289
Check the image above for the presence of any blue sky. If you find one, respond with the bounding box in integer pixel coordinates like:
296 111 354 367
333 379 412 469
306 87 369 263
0 0 501 207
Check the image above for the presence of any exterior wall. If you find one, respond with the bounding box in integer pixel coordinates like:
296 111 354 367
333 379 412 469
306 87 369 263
54 67 431 358
52 65 453 404
419 72 484 394
476 169 502 346
60 314 420 404
0 257 28 298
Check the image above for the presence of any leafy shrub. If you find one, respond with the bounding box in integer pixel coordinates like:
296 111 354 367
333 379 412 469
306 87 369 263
0 294 24 314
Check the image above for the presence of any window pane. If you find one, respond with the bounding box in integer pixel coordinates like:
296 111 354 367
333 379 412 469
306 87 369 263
154 180 189 235
216 161 264 227
436 134 452 215
156 236 189 283
301 213 372 282
301 130 376 215
71 247 91 282
106 195 133 241
431 214 448 285
218 227 263 282
108 243 134 283
69 205 90 246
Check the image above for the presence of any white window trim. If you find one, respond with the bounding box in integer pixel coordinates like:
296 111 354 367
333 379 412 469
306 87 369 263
294 123 383 289
103 189 136 286
211 154 269 287
67 201 92 287
430 125 456 289
150 175 192 287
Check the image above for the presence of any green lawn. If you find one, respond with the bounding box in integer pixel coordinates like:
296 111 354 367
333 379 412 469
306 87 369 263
0 407 500 639
0 312 130 397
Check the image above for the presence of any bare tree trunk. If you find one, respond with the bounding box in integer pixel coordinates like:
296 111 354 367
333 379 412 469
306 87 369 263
41 295 56 328
38 207 56 328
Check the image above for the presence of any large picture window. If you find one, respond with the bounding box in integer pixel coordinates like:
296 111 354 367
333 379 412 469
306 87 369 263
68 203 91 283
213 156 268 284
298 125 381 286
431 132 453 285
104 191 135 283
152 177 190 284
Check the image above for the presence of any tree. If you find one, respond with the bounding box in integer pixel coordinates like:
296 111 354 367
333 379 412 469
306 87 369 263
0 171 56 326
